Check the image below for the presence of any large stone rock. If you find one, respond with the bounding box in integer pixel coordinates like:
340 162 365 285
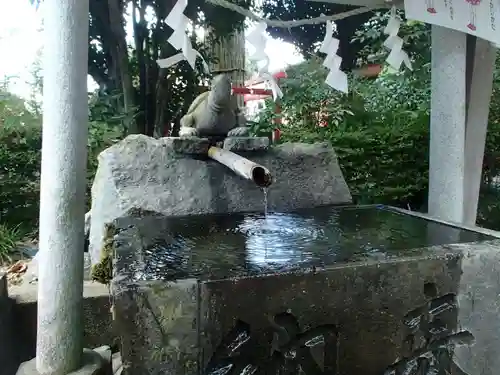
89 135 351 266
108 207 499 375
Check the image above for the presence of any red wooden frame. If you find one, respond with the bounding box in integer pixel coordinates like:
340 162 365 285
231 71 286 142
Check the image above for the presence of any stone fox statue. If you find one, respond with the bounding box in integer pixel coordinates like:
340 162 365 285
179 74 250 138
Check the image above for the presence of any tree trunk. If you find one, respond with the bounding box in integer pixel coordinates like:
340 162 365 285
154 68 171 137
337 12 373 71
107 0 137 134
132 0 149 134
207 29 246 107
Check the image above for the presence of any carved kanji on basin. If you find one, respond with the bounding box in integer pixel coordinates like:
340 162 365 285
204 312 338 375
383 284 474 375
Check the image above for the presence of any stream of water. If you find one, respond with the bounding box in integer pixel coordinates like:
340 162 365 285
262 187 268 216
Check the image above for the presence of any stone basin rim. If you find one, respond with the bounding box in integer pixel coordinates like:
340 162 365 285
111 244 472 291
112 239 500 287
109 204 500 240
108 204 500 285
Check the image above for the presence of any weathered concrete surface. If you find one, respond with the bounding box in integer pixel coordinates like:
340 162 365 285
109 210 489 375
112 279 199 375
8 282 117 370
199 257 466 375
223 136 269 152
113 252 464 375
26 253 93 283
89 135 351 265
162 137 210 155
452 241 500 374
0 274 16 375
16 346 112 375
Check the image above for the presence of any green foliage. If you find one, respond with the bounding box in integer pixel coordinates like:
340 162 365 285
0 96 42 227
0 90 123 231
252 57 500 210
328 114 429 206
486 54 500 151
353 11 431 66
253 58 356 136
0 223 26 264
86 0 249 136
352 63 431 116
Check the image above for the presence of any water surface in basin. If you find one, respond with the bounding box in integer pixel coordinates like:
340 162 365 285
133 205 495 281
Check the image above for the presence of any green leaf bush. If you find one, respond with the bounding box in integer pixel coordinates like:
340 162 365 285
0 92 121 234
253 58 500 211
0 223 26 264
0 119 41 228
3 51 500 247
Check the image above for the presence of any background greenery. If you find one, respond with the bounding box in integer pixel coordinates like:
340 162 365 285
2 6 500 261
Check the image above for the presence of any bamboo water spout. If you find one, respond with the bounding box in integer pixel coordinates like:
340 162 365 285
207 146 273 188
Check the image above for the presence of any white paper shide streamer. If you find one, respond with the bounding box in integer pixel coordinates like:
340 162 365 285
246 22 283 101
383 7 412 71
320 19 348 93
156 0 207 71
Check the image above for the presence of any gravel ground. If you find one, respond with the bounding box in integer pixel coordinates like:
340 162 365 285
1 252 92 287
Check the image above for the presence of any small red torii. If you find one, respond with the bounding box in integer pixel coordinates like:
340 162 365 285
231 70 286 142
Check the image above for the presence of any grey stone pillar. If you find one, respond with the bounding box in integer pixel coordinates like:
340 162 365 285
428 26 468 223
463 38 496 225
36 0 89 373
428 27 495 225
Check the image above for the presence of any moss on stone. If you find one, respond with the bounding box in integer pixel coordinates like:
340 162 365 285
148 282 199 369
91 223 116 284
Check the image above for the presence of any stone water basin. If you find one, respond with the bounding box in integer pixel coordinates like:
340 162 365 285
110 205 500 375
